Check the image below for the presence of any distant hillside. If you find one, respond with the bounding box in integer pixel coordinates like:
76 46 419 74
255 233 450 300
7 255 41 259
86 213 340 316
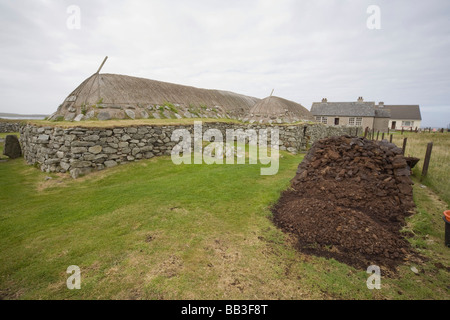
0 112 48 119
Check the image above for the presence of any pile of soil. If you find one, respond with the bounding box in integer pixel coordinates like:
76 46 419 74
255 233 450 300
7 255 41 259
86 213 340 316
272 135 419 270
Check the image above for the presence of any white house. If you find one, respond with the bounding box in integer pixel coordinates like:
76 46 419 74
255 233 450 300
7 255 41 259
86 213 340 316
382 104 422 130
310 97 391 132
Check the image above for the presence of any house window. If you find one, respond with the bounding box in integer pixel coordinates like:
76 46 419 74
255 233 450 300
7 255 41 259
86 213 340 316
315 116 328 124
402 121 414 127
355 117 362 126
349 117 355 126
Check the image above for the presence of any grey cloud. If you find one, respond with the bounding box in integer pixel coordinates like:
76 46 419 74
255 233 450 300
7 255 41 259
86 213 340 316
0 0 449 127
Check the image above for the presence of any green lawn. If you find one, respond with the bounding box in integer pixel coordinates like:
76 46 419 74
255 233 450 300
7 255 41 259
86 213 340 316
0 137 449 299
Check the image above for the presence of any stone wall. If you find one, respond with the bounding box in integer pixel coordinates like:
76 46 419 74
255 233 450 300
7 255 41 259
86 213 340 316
19 122 358 178
0 120 21 133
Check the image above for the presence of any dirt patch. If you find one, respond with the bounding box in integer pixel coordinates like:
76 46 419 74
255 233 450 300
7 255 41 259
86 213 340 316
0 279 25 300
36 173 69 192
157 255 184 278
272 135 421 271
434 262 450 272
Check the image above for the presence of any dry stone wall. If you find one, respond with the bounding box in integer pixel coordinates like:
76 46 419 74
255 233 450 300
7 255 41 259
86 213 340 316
19 122 357 178
0 121 21 133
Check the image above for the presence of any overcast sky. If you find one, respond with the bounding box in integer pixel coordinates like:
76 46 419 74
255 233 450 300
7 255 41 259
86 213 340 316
0 0 449 127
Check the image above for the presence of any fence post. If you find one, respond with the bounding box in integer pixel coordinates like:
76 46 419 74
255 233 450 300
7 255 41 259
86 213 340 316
364 127 368 139
389 134 393 143
382 132 385 140
372 128 375 141
376 131 380 141
402 138 408 155
421 142 433 181
401 127 404 135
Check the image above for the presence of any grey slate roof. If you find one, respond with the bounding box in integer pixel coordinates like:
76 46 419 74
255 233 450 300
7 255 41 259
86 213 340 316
383 105 421 120
374 108 391 118
311 101 377 117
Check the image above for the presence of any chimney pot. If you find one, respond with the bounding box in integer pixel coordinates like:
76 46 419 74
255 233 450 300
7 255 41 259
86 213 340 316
322 98 328 103
357 97 364 102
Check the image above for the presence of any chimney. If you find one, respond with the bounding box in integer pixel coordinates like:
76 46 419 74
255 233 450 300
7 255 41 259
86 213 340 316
378 102 384 107
357 96 364 102
322 98 328 103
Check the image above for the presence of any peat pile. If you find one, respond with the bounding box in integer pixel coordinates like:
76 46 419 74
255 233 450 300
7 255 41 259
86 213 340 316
272 135 418 270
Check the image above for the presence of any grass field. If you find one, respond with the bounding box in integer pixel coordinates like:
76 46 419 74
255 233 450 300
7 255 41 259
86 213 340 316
0 133 449 300
391 131 450 206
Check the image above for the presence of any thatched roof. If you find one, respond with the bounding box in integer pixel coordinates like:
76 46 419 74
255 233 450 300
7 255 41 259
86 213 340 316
247 96 313 123
52 73 260 120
